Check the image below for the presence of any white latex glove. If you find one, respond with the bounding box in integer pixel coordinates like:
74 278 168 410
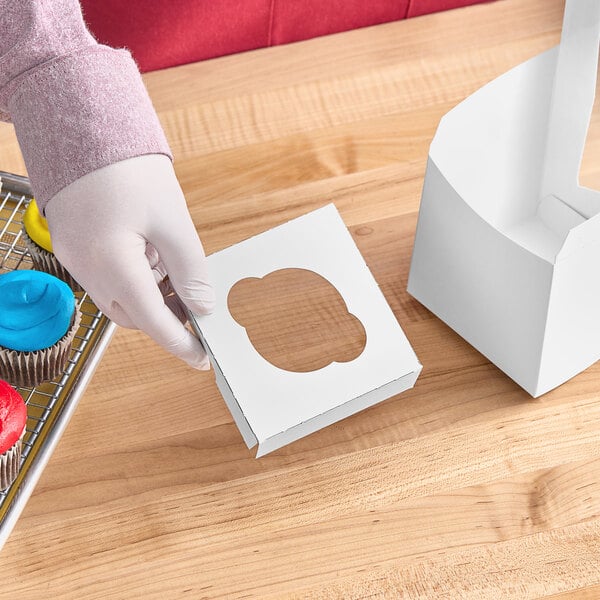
44 154 215 369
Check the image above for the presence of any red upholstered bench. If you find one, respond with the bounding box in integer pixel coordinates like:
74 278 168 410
79 0 493 73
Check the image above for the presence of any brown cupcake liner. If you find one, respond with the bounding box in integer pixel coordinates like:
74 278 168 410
0 427 24 491
0 307 82 388
21 228 83 292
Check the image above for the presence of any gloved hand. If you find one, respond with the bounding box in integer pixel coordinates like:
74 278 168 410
44 154 215 370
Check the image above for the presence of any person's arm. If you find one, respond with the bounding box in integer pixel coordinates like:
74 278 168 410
0 0 214 369
0 0 170 208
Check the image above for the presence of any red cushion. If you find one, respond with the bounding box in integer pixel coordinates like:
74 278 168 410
79 0 493 73
80 0 272 72
270 0 410 45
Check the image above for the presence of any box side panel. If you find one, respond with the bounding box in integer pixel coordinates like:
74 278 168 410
211 353 259 449
189 314 258 449
536 242 600 395
431 49 556 229
408 159 553 395
256 368 421 457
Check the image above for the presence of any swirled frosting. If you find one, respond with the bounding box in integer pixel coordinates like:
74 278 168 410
0 271 75 352
0 380 27 454
23 199 53 252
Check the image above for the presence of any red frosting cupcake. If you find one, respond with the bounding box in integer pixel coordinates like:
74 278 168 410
0 380 27 490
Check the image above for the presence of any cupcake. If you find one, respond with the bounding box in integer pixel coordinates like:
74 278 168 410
0 270 81 387
21 199 82 291
0 380 27 490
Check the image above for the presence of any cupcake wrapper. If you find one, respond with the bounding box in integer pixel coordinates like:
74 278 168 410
0 308 82 388
0 427 24 491
21 229 83 292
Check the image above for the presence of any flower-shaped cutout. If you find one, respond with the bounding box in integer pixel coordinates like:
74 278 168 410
227 268 366 372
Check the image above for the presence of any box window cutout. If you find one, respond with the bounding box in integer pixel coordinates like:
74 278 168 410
579 49 600 191
227 268 366 373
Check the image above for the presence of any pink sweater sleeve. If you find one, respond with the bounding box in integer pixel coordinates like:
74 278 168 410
0 0 172 212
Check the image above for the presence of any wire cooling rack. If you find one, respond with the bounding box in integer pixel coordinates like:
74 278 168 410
0 170 115 550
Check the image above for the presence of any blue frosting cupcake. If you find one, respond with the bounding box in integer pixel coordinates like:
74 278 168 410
0 270 81 387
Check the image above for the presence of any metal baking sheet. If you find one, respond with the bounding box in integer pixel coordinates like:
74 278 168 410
0 170 116 550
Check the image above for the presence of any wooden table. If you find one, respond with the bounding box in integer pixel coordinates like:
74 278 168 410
2 0 600 597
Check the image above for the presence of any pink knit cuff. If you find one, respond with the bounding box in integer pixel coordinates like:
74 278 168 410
6 45 172 211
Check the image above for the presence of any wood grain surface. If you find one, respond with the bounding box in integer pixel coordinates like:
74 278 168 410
227 268 367 372
3 0 600 597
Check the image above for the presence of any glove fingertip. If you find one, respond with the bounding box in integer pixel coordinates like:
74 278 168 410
194 355 211 371
185 286 216 316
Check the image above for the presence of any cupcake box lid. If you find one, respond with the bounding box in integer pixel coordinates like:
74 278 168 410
189 204 422 457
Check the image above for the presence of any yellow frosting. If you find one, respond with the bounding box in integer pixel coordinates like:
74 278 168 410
23 199 53 253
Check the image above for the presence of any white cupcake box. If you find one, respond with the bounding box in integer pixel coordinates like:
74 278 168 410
408 0 600 397
190 204 421 456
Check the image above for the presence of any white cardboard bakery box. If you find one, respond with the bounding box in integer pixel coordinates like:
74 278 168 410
408 0 600 397
190 204 421 456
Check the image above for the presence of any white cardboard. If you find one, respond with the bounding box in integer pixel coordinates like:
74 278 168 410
408 0 600 397
190 204 421 456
